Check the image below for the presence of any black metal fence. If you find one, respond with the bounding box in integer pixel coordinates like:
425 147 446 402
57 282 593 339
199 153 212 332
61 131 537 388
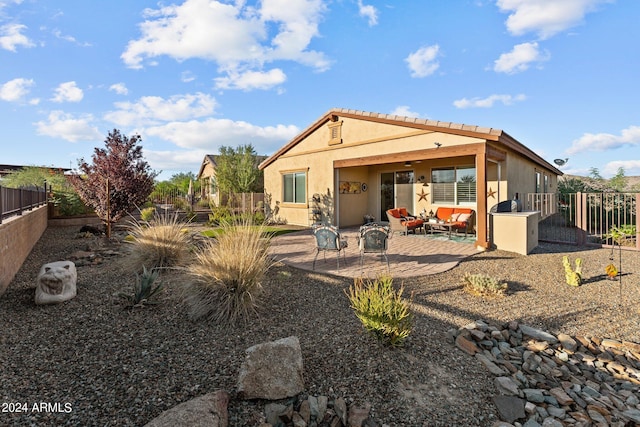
523 192 638 250
0 184 49 224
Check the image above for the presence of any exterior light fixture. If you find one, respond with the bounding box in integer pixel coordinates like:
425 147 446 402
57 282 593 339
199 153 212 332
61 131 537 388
434 142 442 148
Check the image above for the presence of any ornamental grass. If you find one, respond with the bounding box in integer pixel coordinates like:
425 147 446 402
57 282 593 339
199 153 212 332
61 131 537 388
124 212 191 272
183 219 273 327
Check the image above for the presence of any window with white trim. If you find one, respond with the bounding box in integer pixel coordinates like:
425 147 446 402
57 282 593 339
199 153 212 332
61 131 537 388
283 171 306 203
431 166 476 204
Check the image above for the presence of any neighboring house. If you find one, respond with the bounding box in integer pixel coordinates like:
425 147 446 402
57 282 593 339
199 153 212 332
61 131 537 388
259 108 562 249
196 154 268 206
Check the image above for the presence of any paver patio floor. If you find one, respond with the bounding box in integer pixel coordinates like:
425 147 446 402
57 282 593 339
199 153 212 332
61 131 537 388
269 228 481 279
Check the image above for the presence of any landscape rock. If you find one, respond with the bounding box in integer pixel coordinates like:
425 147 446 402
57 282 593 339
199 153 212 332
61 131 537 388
492 396 526 423
144 390 229 427
453 320 640 426
34 260 77 305
237 336 304 400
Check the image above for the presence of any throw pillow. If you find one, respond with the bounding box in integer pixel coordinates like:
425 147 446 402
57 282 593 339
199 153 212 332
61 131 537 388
457 213 471 222
450 213 460 221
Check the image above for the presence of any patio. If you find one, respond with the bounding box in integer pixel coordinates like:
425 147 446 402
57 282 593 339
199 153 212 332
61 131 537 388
268 227 481 278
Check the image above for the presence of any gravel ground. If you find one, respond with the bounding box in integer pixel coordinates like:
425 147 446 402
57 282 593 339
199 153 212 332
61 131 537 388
1 225 639 427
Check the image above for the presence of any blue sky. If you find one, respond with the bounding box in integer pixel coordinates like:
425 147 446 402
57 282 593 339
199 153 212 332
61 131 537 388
1 0 639 181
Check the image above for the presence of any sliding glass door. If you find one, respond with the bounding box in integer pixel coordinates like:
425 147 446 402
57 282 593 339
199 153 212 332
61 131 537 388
380 170 415 220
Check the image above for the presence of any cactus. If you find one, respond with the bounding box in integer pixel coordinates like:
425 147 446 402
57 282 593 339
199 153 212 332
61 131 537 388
462 273 507 297
563 256 583 287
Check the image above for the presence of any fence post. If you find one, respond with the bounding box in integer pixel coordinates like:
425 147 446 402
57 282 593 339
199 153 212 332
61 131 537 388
575 192 587 246
636 193 639 251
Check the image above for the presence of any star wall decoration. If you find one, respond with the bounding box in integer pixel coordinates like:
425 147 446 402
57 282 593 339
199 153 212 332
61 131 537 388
417 188 429 202
487 187 496 199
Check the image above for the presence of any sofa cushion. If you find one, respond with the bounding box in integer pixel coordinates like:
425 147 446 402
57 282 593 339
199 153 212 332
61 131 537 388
398 207 409 217
388 208 401 218
436 207 454 220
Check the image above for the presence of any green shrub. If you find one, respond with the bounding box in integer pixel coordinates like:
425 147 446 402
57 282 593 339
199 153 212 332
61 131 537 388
346 276 413 347
563 256 583 286
183 219 273 327
462 273 508 297
119 266 163 307
124 213 191 272
207 206 233 226
140 206 156 222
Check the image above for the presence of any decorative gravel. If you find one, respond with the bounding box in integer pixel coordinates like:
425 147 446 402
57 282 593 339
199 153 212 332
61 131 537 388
1 225 639 426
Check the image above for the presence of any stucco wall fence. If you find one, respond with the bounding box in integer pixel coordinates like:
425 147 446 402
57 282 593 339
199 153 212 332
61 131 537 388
0 205 48 297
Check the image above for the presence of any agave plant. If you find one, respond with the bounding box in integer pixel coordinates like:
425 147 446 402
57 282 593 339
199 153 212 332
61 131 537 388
119 266 163 307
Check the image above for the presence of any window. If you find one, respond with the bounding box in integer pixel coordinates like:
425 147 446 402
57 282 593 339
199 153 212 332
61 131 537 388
283 171 306 203
432 166 476 204
535 171 541 193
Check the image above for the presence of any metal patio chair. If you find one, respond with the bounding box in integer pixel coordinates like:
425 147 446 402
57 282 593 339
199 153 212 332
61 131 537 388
357 223 390 269
312 225 348 270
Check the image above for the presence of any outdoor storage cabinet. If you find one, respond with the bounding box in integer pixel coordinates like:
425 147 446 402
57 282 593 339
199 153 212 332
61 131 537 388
490 211 540 255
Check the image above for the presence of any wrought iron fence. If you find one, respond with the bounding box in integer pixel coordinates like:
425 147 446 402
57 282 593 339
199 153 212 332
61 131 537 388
148 188 264 214
523 192 638 250
0 184 48 224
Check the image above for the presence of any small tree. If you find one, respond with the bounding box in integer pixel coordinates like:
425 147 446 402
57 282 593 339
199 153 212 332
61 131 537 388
69 129 158 237
214 144 263 197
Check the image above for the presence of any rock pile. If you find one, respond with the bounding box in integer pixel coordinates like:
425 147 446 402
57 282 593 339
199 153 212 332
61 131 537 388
263 395 377 427
450 320 640 426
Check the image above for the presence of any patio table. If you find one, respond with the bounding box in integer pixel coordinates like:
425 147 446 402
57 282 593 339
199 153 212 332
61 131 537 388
425 221 455 239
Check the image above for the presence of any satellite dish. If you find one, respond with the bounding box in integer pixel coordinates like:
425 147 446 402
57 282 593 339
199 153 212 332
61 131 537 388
554 158 568 166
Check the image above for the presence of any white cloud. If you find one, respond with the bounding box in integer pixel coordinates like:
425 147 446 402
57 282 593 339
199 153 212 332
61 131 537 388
214 68 286 91
109 83 128 95
566 125 640 155
405 44 440 78
104 92 217 127
390 106 421 118
121 0 330 90
0 23 33 51
145 117 299 152
51 81 84 103
0 77 34 101
144 149 210 174
181 71 196 83
357 0 379 26
493 42 549 74
34 110 102 142
453 93 526 108
603 160 640 177
496 0 613 39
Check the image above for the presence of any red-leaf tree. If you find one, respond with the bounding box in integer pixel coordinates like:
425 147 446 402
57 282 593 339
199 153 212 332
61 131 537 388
69 129 158 237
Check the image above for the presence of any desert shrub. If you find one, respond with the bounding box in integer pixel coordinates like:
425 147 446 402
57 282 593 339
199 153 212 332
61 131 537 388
118 266 163 307
183 220 273 327
563 256 583 287
462 273 508 297
208 205 233 226
124 213 191 272
140 206 156 222
346 276 413 347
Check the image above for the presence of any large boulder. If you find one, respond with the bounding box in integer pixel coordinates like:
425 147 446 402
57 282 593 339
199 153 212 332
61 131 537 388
237 336 304 400
35 261 77 305
144 390 229 427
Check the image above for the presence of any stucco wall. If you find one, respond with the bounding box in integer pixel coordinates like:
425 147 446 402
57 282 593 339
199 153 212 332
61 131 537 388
503 151 558 200
0 206 48 297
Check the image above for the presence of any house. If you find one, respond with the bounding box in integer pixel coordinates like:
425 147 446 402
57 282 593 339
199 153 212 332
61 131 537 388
196 154 268 206
259 108 562 249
